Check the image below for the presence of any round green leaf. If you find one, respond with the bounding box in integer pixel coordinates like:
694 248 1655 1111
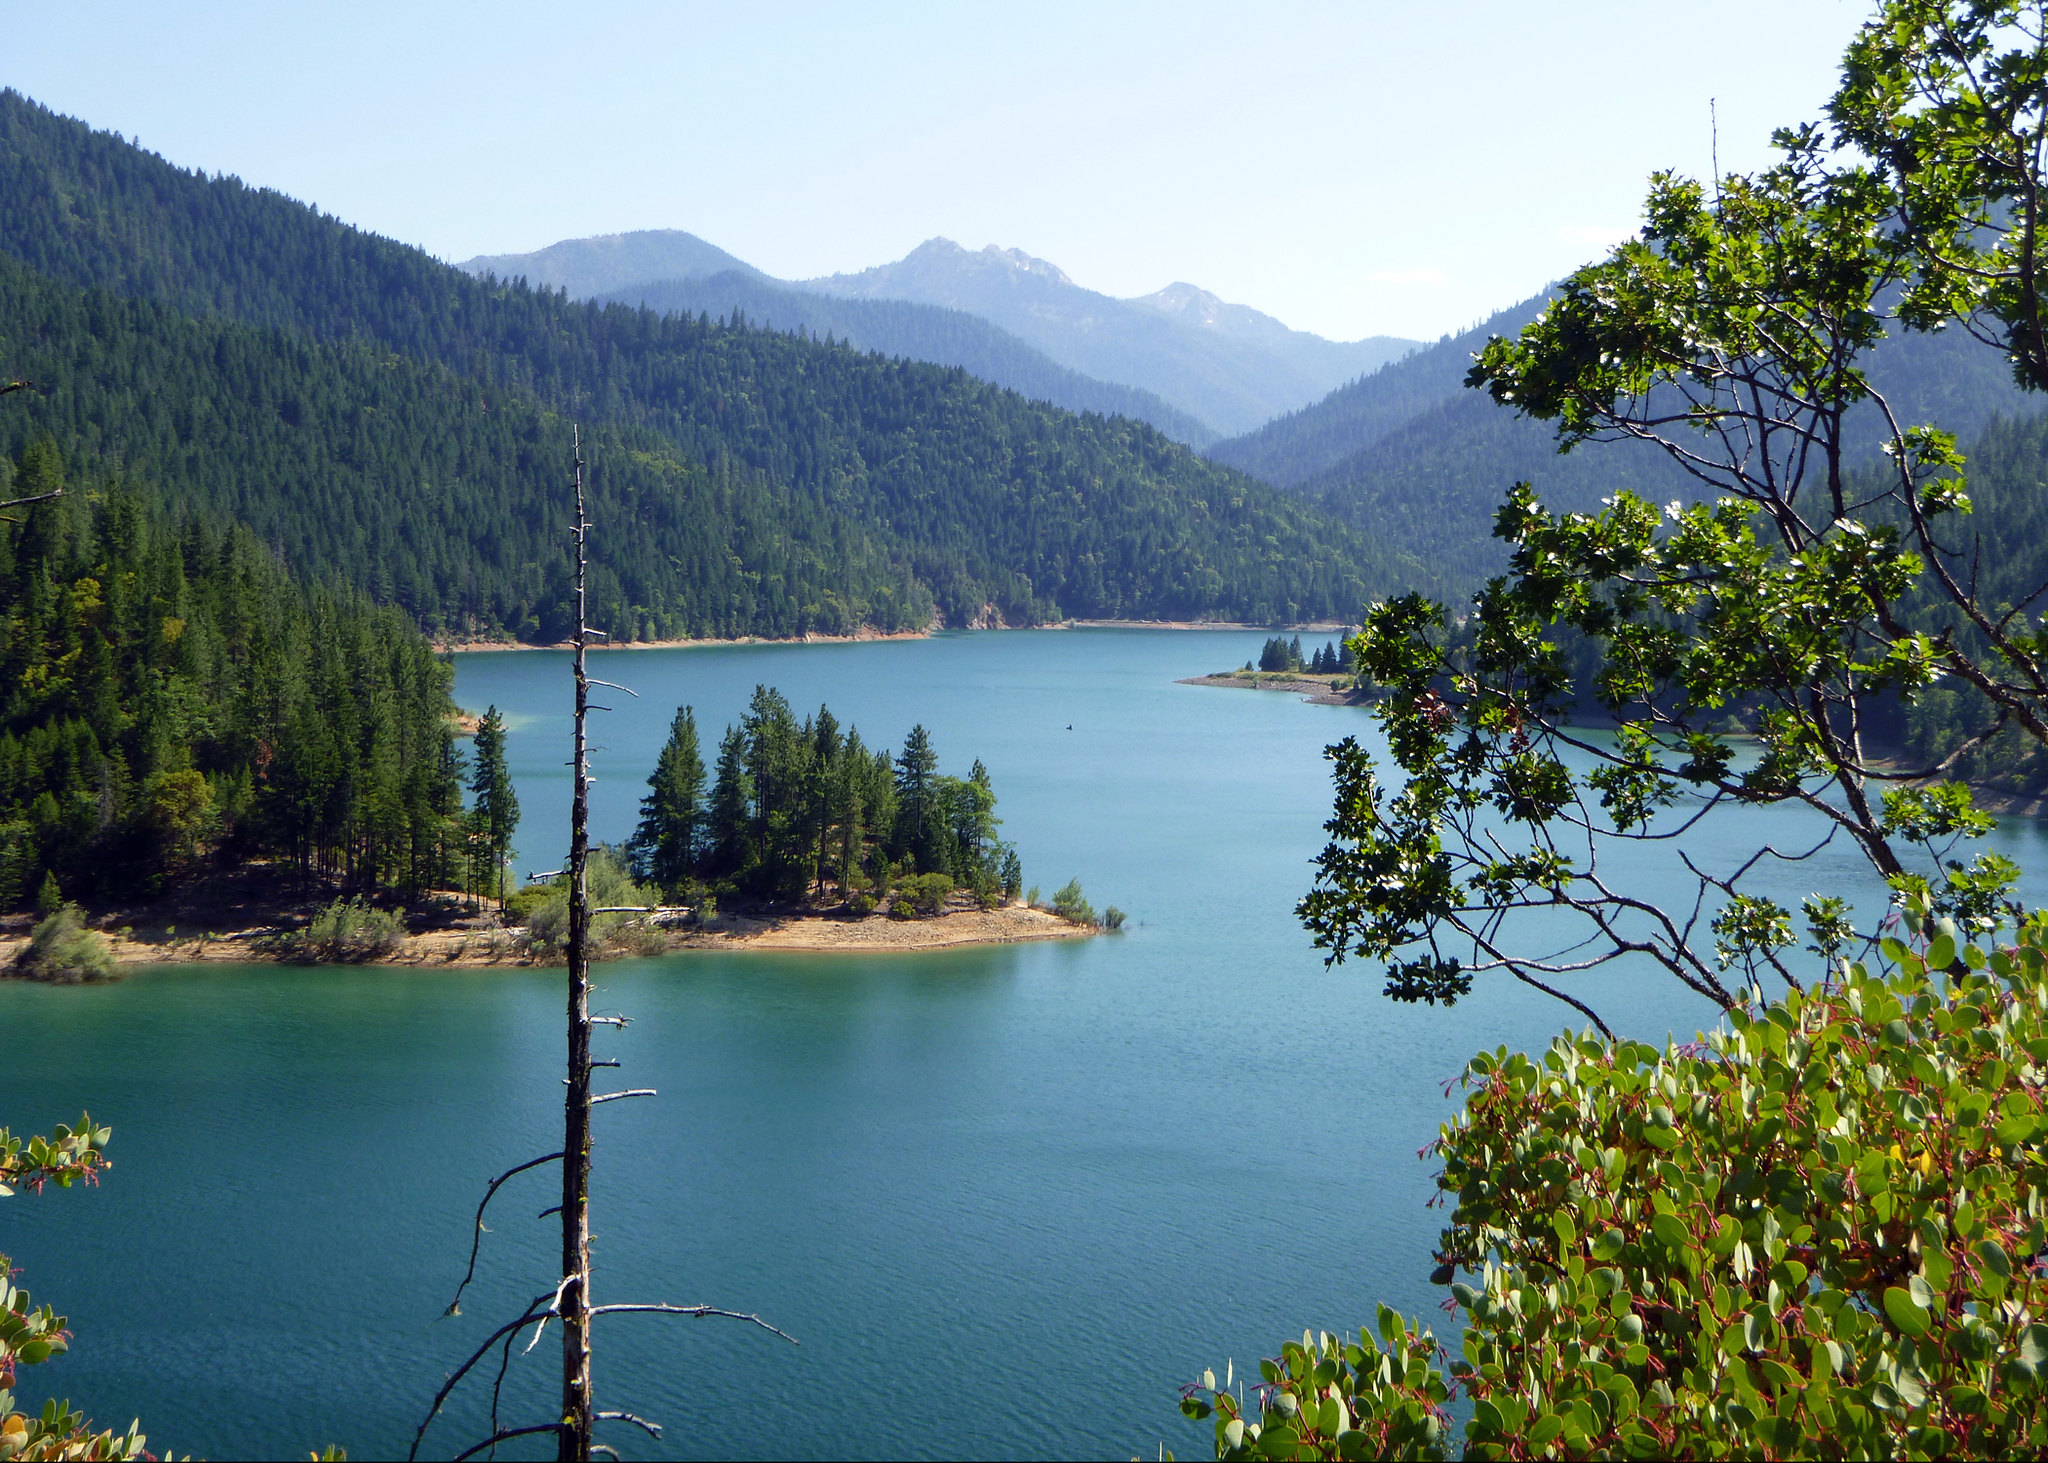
1883 1285 1930 1337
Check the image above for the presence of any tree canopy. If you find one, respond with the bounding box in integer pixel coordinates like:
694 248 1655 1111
1301 1 2048 1032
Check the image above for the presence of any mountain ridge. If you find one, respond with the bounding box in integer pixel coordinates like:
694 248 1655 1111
596 269 1220 446
463 230 1417 440
0 87 1417 641
795 236 1414 435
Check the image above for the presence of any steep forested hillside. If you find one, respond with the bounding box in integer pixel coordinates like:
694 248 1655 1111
0 90 1409 634
600 271 1218 447
1209 275 2038 590
1204 296 1551 487
1300 315 2037 588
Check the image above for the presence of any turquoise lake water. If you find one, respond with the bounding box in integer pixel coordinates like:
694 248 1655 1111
5 628 2046 1459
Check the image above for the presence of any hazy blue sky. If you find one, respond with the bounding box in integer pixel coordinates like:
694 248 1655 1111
10 1 1864 341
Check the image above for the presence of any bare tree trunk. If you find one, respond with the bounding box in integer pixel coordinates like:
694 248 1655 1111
559 428 595 1463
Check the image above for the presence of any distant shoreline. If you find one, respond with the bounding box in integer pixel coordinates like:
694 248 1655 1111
434 620 1350 654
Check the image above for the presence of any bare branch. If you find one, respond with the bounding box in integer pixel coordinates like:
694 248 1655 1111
594 1411 663 1440
450 1425 564 1462
441 1153 564 1318
408 1292 558 1462
590 1302 801 1345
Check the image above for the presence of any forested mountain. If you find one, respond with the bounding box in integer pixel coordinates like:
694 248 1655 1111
799 238 1415 436
460 229 762 299
0 90 1411 635
1204 295 1553 487
1207 279 2038 587
597 270 1219 447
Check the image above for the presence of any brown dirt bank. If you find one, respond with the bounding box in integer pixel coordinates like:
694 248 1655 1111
435 626 933 654
1178 672 1369 707
437 620 1350 654
0 894 1093 974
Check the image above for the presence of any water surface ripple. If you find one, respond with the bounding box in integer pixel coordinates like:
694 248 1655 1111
5 629 2044 1458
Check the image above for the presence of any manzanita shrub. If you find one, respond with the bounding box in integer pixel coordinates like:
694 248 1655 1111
1186 907 2048 1458
0 1116 148 1462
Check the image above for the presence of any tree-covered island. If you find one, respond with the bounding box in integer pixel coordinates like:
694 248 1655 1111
0 440 1103 973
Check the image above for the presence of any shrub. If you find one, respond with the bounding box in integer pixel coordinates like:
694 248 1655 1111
501 882 553 926
1183 908 2048 1459
890 872 953 919
847 890 877 916
522 849 660 960
294 897 404 962
1101 906 1126 931
11 904 116 983
1025 884 1041 909
1051 878 1095 925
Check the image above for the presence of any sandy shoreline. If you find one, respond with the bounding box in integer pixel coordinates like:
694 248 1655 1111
0 901 1094 974
434 626 933 653
435 620 1348 654
1178 672 1368 707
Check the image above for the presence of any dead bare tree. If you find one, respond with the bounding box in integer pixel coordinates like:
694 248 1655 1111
0 382 60 523
411 427 791 1463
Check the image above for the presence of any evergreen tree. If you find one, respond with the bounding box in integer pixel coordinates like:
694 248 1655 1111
704 724 754 883
627 705 704 897
469 707 518 909
806 706 842 895
1288 635 1303 670
892 724 940 871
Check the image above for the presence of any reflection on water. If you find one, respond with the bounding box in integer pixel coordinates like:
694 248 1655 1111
3 629 2042 1460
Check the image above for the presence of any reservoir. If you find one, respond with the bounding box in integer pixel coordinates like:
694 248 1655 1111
6 628 2046 1459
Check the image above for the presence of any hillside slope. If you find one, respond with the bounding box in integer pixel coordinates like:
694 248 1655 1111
1205 295 1553 487
599 270 1220 446
0 90 1414 633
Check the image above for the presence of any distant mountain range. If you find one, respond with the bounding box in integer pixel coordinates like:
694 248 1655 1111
459 230 1416 442
600 271 1220 447
797 239 1415 436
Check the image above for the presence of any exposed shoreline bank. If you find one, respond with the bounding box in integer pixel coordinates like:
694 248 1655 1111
434 619 1350 654
0 899 1095 975
1178 671 1367 707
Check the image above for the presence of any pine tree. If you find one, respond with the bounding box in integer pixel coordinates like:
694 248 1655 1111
807 706 842 894
892 724 940 871
705 724 754 882
470 707 519 908
628 706 704 897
